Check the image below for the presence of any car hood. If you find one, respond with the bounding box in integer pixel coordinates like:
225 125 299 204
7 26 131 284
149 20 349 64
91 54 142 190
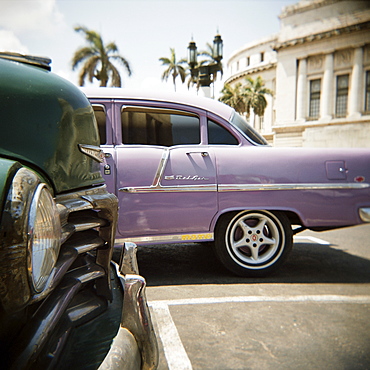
0 58 104 194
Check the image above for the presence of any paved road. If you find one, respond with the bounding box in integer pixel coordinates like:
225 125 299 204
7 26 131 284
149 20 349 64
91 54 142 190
137 224 370 370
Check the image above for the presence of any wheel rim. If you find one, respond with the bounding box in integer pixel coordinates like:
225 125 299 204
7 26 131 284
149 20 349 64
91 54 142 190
226 211 285 269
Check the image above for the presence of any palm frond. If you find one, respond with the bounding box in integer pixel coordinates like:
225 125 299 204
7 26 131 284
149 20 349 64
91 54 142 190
78 55 100 86
72 25 132 87
111 55 132 76
72 47 96 70
107 63 122 87
106 42 119 53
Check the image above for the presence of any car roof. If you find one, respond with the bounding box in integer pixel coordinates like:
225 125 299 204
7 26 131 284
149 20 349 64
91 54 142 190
81 87 235 121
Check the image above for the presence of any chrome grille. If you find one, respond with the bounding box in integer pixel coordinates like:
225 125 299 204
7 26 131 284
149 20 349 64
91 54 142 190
13 185 119 368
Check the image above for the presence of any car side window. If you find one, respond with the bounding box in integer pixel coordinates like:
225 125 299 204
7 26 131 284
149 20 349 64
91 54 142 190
208 119 239 145
92 105 107 145
121 107 200 146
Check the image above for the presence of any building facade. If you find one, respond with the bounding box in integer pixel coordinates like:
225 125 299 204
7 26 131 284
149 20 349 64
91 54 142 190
225 0 370 147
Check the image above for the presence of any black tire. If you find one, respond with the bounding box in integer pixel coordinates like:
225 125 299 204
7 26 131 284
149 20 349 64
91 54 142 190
214 210 293 277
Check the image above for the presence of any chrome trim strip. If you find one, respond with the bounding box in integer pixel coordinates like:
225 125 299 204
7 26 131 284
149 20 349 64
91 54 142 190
153 149 170 187
120 184 217 193
115 232 214 244
120 182 369 194
218 183 370 192
120 148 216 193
119 146 369 194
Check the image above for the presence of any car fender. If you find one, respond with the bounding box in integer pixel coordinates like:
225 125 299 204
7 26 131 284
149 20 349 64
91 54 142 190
0 158 21 215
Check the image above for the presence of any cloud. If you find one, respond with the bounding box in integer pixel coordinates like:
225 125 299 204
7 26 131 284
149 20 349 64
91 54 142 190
0 0 65 36
0 30 29 53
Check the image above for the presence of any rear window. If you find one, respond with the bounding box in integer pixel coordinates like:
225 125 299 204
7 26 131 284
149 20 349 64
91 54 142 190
230 112 268 145
121 107 200 146
207 119 239 145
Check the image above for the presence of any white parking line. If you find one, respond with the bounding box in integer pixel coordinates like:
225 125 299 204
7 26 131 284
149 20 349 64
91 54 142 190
149 294 370 369
151 302 193 370
294 235 331 245
150 295 370 307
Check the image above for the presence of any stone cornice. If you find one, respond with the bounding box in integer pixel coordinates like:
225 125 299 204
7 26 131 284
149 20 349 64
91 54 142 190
273 21 370 51
224 62 276 85
279 0 341 19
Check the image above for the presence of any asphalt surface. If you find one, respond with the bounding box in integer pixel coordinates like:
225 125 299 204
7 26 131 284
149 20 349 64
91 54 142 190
138 224 370 370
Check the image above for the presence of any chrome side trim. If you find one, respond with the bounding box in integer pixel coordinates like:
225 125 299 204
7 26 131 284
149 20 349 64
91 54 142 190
115 232 214 245
153 149 170 187
359 207 370 222
120 182 368 194
218 183 370 192
120 148 216 193
120 184 217 193
120 148 370 195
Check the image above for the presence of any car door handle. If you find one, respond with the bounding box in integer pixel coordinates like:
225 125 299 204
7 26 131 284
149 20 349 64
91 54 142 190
186 151 209 157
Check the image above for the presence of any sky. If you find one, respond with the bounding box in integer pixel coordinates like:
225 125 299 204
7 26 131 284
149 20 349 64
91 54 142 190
0 0 298 95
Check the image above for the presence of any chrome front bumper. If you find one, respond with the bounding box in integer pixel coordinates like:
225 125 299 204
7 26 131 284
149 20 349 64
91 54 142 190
100 242 158 370
359 207 370 223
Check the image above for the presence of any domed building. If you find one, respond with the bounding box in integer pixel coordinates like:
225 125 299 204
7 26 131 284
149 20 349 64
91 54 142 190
225 0 370 147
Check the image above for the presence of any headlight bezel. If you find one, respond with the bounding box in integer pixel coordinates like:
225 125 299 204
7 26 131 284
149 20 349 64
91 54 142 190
27 182 61 293
0 166 61 312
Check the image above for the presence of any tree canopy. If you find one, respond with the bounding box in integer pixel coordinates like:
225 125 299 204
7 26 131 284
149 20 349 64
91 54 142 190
159 48 187 92
219 83 246 114
72 26 132 87
219 76 273 119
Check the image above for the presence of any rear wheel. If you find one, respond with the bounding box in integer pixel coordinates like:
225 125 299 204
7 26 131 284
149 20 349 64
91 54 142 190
214 210 293 277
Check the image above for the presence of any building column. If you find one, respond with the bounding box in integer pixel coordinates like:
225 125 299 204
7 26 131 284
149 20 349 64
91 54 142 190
320 52 334 120
296 58 307 122
348 47 363 118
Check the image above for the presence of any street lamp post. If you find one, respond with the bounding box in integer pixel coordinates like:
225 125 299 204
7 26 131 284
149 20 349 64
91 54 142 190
187 34 223 98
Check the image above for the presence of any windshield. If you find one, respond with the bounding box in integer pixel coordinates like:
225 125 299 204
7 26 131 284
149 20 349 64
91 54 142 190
230 112 268 146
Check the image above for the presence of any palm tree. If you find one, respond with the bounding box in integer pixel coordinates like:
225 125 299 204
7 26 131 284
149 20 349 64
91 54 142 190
242 76 273 119
72 26 132 87
159 48 187 91
219 83 246 114
219 76 273 128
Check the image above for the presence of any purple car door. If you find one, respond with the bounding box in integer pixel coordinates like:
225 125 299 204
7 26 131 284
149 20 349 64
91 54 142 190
111 102 218 242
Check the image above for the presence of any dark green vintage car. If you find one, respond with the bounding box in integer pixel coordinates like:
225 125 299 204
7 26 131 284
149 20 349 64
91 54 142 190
0 53 158 369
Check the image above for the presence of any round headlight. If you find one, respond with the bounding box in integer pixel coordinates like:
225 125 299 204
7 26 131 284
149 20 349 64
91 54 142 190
28 184 61 293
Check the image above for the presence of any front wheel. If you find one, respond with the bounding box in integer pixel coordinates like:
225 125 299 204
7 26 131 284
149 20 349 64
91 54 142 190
214 210 293 277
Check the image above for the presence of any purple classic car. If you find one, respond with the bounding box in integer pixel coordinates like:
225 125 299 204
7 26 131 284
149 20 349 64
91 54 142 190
83 88 370 277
